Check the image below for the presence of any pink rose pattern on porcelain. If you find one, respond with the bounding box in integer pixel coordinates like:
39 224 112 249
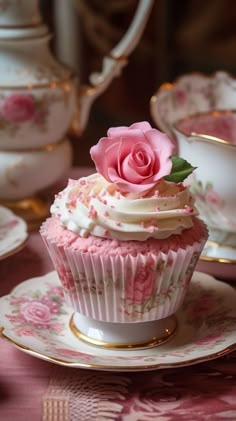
152 72 236 141
0 91 62 135
5 283 68 340
90 121 174 194
189 175 236 230
153 74 218 134
2 271 236 369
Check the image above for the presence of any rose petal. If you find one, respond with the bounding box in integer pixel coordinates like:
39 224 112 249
121 154 151 183
107 167 158 193
108 127 146 140
90 138 120 179
129 121 152 132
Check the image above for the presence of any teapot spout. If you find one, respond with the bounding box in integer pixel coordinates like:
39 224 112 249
74 0 154 135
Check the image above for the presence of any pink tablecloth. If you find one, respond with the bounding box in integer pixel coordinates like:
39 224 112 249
1 168 236 421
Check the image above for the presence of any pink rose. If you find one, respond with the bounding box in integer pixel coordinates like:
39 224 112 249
15 327 36 336
90 121 174 194
126 263 155 304
20 301 51 325
1 94 35 124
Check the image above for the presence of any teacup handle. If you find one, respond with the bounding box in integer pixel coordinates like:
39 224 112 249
78 0 154 134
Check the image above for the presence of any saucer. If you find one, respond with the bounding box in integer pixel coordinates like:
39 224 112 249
0 271 236 372
0 205 28 260
198 240 236 281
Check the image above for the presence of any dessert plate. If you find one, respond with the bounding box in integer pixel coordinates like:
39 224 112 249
0 205 28 260
0 271 236 372
198 241 236 281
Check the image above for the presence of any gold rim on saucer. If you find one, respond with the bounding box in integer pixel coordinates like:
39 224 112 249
69 315 177 350
200 240 236 265
1 322 236 371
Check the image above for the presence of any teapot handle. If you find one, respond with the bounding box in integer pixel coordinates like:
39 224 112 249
78 0 154 134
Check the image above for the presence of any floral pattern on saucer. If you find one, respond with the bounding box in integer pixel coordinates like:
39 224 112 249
0 271 236 371
0 205 28 259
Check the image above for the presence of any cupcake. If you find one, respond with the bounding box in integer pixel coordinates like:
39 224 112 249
41 121 208 348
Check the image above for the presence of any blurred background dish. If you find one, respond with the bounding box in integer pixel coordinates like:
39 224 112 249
150 71 236 281
197 241 236 282
0 205 28 260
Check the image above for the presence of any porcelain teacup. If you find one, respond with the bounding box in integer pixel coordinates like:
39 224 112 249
173 110 236 248
150 71 236 250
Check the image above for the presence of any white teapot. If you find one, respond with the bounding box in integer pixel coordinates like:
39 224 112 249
0 0 154 201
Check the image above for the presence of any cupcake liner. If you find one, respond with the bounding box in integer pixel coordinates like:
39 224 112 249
41 227 207 323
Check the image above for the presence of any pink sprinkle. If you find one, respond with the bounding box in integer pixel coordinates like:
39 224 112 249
104 211 109 217
79 179 86 186
116 222 122 227
104 229 110 236
103 200 107 205
70 199 77 208
184 205 194 213
148 225 158 233
155 206 160 212
88 205 97 219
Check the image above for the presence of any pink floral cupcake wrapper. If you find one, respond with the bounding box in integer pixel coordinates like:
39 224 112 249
42 235 207 323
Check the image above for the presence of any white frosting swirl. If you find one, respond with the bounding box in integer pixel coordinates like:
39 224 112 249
51 173 197 241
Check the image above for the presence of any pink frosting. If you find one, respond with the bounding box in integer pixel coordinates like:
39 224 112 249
90 121 174 194
41 216 208 257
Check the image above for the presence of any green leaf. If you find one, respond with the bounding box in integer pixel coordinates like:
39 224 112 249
164 156 196 183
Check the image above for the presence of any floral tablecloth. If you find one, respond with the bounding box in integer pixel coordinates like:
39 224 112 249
1 168 236 421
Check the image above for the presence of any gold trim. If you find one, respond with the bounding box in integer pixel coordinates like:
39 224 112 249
69 315 177 350
1 324 236 371
200 254 236 265
191 133 230 145
200 240 236 265
2 137 67 153
174 109 236 149
0 72 75 90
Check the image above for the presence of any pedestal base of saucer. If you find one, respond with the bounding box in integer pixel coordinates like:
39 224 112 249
70 312 177 350
0 194 51 232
